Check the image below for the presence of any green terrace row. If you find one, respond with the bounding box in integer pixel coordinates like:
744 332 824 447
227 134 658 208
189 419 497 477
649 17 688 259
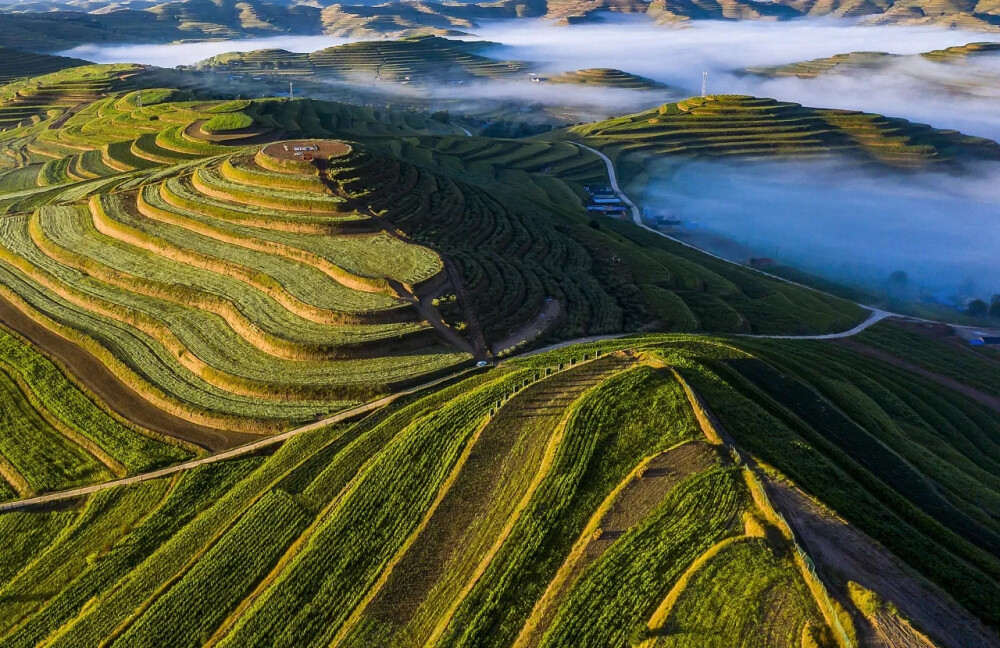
0 323 194 500
565 95 1000 168
0 342 836 647
0 140 463 428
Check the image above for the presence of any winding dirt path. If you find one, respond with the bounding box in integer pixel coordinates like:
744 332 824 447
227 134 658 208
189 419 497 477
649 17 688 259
836 338 1000 414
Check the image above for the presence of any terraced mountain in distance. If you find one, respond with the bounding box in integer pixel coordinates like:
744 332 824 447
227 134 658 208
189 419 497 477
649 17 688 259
745 41 1000 78
558 94 1000 173
194 36 530 84
539 68 669 89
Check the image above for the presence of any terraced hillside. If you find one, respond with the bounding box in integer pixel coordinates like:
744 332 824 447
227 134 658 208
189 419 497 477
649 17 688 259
0 47 90 86
561 95 1000 172
744 52 902 78
745 41 1000 78
196 36 530 84
0 140 464 432
2 330 998 647
542 68 668 89
0 64 140 134
0 323 195 500
0 344 836 648
0 68 444 214
350 132 866 343
922 41 1000 61
0 76 903 445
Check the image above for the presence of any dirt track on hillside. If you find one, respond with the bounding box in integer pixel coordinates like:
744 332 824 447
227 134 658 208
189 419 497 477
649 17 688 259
0 295 252 452
770 480 999 648
835 339 1000 414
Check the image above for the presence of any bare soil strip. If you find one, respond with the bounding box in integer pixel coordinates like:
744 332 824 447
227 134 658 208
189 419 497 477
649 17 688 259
770 480 999 648
835 339 1000 414
0 295 245 452
517 440 716 647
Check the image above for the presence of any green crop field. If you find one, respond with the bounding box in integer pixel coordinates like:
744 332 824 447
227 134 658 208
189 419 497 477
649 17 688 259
0 341 849 647
0 323 193 500
559 95 1000 174
7 328 990 643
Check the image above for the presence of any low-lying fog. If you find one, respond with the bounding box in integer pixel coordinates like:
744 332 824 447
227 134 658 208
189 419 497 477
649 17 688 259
61 19 1000 137
58 35 358 67
643 159 1000 302
470 17 1000 140
58 18 1000 303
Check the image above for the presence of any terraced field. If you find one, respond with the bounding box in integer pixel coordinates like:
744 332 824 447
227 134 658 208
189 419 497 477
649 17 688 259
543 68 668 90
0 65 139 134
560 95 1000 171
0 140 463 431
6 329 997 645
0 323 194 500
0 73 885 455
671 329 1000 640
0 342 845 648
746 41 1000 78
196 36 530 84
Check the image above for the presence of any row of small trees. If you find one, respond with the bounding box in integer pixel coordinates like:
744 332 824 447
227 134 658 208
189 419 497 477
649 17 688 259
965 295 1000 319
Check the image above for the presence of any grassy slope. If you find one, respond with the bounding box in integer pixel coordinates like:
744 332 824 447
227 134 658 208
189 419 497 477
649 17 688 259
558 95 1000 173
0 323 192 500
0 341 838 648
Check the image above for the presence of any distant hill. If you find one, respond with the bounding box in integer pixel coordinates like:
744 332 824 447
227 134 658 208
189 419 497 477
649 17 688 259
0 47 90 85
539 68 669 90
0 0 323 51
746 41 1000 78
2 0 999 51
558 94 1000 173
194 36 530 84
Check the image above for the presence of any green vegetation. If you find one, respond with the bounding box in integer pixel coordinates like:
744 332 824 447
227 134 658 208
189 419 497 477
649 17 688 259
195 36 530 85
0 71 889 444
0 323 191 498
202 112 254 134
561 95 1000 171
672 332 1000 630
0 341 842 647
544 68 668 90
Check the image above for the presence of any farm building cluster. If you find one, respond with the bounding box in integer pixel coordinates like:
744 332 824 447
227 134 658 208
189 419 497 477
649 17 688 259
584 185 627 218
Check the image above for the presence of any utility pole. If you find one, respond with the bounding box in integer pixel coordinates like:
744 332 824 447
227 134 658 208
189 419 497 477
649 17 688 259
701 71 708 97
137 91 142 108
289 81 293 101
